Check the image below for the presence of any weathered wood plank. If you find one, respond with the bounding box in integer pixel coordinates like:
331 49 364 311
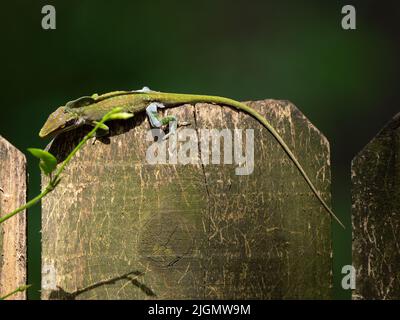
352 113 400 300
41 99 332 300
0 136 27 300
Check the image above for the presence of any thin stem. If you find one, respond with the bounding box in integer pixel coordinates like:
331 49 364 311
0 188 51 224
52 116 105 180
0 284 31 300
0 108 122 225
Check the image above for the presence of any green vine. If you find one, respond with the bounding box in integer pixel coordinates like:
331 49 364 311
0 107 132 224
0 285 31 300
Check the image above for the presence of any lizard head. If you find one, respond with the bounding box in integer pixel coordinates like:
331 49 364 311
39 106 82 139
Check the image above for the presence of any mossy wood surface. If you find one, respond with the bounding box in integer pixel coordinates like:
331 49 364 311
352 113 400 299
0 136 26 300
41 100 332 300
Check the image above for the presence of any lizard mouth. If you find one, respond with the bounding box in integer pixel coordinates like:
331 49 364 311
39 107 82 139
39 119 83 139
39 125 68 139
39 127 57 139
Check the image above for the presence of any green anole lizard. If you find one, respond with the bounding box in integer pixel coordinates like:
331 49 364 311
39 87 345 228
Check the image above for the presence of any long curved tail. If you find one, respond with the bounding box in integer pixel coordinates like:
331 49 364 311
165 93 345 229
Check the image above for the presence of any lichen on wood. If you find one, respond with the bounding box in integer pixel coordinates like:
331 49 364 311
41 99 332 300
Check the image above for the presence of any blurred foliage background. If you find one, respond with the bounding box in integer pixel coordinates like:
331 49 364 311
0 0 399 300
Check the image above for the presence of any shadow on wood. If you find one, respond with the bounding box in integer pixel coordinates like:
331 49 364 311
47 270 156 299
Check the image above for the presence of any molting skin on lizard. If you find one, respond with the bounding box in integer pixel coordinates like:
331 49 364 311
39 88 345 228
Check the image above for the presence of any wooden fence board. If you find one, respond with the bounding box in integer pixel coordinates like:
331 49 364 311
352 113 400 299
41 100 333 299
0 136 27 300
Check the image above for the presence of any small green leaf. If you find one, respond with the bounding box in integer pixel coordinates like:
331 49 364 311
110 107 124 114
27 148 58 175
93 121 109 131
17 284 32 292
108 112 134 120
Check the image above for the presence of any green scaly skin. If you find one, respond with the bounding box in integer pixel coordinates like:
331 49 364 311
39 90 345 228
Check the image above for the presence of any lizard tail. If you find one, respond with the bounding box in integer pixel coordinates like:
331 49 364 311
177 94 345 229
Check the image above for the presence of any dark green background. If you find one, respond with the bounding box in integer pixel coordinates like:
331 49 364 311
0 0 399 300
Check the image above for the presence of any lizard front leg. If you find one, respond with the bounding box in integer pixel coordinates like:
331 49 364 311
146 102 179 140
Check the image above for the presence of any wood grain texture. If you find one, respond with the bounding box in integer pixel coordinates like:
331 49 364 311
41 99 332 300
0 136 27 300
352 112 400 299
